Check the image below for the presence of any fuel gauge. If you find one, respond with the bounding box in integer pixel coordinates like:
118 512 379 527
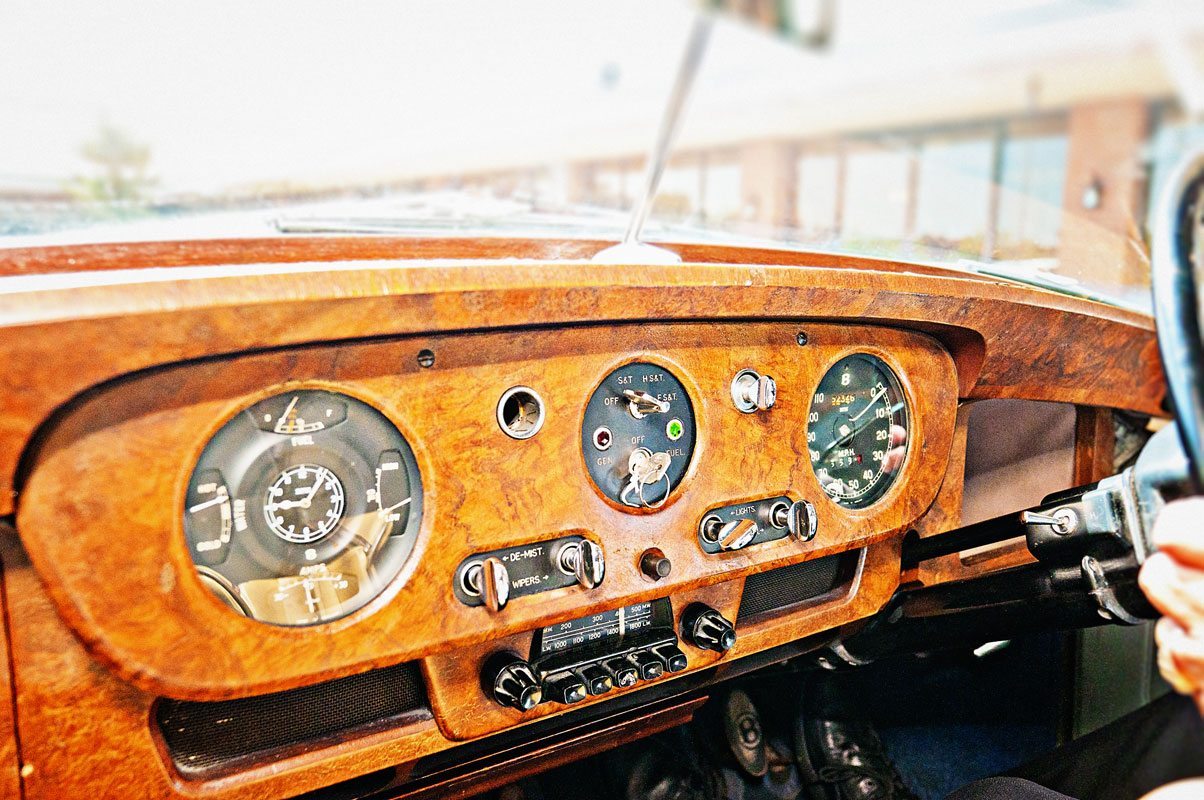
250 392 348 434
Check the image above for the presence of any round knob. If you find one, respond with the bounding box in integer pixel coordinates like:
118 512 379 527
682 604 737 653
640 549 672 581
485 653 542 711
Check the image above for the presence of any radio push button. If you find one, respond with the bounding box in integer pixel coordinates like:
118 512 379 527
627 650 665 681
651 644 688 672
575 664 614 696
543 671 589 705
602 658 640 688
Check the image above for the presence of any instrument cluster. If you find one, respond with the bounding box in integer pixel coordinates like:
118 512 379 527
184 389 423 626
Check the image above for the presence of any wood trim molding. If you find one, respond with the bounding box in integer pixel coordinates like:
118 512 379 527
18 322 956 699
1 246 1163 520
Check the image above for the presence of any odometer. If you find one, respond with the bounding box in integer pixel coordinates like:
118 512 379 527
807 354 909 509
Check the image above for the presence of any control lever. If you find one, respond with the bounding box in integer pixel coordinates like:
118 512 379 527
730 369 777 413
700 515 758 552
623 389 670 418
463 556 511 612
1020 509 1079 535
558 540 606 589
771 499 818 542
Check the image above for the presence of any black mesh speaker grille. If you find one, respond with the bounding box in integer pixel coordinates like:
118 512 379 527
156 662 428 777
737 552 856 622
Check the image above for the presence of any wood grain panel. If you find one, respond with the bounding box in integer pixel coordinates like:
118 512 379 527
0 525 885 800
0 246 1163 519
0 532 22 800
18 322 955 699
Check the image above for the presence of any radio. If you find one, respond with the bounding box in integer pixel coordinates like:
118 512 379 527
483 598 726 711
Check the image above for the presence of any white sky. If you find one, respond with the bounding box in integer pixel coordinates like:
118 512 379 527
3 0 1204 194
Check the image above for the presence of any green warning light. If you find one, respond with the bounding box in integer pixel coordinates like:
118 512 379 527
666 418 684 441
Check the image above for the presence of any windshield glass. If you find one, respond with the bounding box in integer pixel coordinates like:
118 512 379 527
6 1 1204 308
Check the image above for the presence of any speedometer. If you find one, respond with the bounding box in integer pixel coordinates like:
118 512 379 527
806 354 909 509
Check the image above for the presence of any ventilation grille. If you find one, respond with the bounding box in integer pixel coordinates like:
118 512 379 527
156 662 428 777
737 551 857 622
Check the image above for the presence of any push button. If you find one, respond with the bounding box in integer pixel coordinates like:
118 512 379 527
651 644 688 672
543 671 588 705
627 650 665 681
602 658 640 688
575 664 614 696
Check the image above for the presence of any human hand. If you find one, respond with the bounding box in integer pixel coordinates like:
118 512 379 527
1138 498 1204 712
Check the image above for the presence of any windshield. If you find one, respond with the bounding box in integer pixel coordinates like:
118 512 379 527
6 1 1204 308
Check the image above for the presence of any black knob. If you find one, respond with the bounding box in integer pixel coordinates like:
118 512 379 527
627 650 665 680
651 643 688 672
543 671 589 705
640 549 673 581
484 652 542 711
602 657 640 688
575 664 614 696
682 604 737 653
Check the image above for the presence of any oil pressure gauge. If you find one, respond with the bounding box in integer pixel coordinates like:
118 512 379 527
183 389 423 626
582 362 696 510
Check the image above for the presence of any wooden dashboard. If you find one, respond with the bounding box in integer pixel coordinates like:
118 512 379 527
0 237 1164 799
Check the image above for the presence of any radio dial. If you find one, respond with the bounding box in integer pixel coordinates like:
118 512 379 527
485 653 542 711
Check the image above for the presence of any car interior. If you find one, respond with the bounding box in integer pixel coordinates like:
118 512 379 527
5 2 1204 799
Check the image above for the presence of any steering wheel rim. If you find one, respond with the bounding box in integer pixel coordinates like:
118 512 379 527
1151 148 1204 492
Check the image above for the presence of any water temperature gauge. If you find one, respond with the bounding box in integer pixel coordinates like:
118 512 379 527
183 389 423 626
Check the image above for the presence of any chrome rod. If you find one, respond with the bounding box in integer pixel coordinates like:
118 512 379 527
620 13 713 247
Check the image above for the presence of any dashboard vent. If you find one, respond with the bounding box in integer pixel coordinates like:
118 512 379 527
156 662 429 778
737 551 859 623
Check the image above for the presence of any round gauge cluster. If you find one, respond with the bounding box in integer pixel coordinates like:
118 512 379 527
806 354 909 509
184 389 423 626
581 362 696 510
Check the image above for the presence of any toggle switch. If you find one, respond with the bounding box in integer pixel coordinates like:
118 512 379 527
700 515 758 552
462 556 510 612
731 369 777 413
558 539 606 589
770 499 818 542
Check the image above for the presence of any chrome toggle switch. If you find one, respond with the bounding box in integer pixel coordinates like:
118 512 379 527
623 388 671 419
462 556 511 612
700 515 759 552
771 499 818 542
558 539 606 589
731 369 777 413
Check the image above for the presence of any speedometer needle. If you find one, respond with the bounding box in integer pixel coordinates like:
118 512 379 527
848 387 886 422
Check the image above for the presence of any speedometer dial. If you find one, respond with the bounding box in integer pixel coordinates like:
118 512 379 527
806 354 909 509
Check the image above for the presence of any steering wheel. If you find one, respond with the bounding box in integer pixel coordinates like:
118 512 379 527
1152 149 1204 493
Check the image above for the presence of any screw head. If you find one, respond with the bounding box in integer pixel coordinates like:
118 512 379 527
417 349 435 368
795 332 808 346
